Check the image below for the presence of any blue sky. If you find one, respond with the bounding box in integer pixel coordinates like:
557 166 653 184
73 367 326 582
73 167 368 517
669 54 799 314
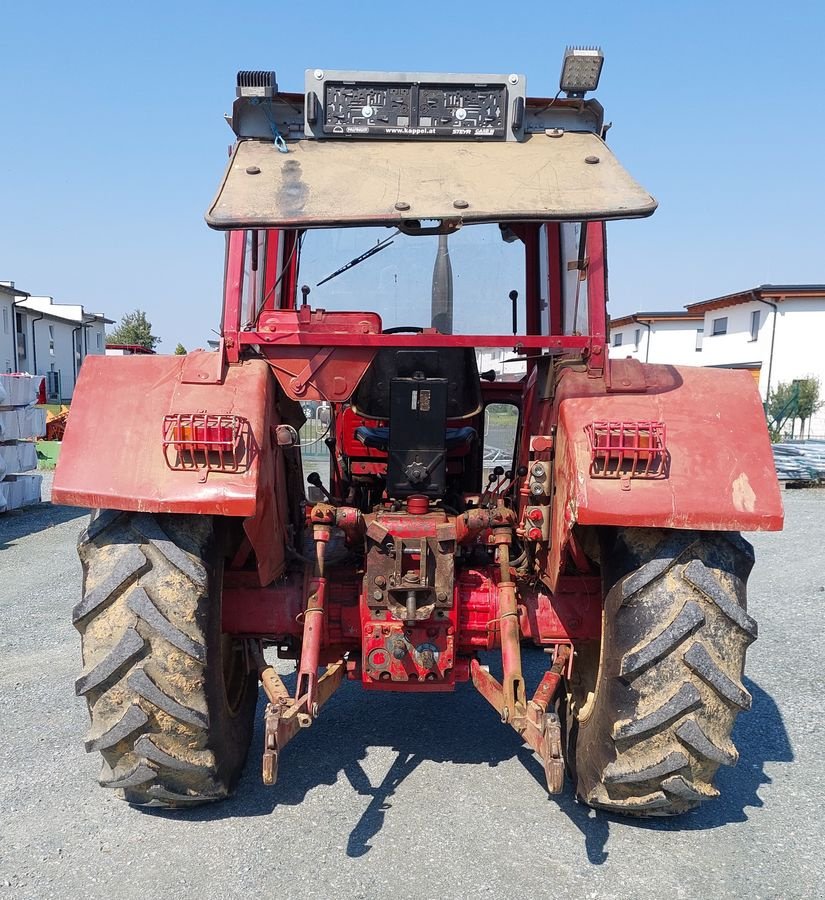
2 1 823 349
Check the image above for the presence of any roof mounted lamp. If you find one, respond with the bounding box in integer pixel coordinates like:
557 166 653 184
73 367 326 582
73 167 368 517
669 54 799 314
236 70 277 98
559 46 604 98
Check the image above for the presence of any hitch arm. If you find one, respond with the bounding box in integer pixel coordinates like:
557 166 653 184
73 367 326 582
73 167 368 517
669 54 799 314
295 520 332 714
471 644 571 794
493 518 526 722
261 660 346 786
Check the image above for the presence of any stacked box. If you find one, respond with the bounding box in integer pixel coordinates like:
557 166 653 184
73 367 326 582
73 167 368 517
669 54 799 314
0 374 41 407
0 406 47 442
0 474 43 511
0 441 38 474
0 374 45 513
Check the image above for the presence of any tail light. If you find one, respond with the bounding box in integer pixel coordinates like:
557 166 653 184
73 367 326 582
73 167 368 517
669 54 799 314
162 413 250 473
585 420 668 479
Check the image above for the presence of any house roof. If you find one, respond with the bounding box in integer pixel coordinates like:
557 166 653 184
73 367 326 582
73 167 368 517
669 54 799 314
105 343 155 354
708 361 762 370
0 282 30 299
610 284 825 327
16 296 113 325
610 310 702 329
685 284 825 314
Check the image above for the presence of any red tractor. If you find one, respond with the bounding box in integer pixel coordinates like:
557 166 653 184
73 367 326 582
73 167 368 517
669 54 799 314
54 53 783 814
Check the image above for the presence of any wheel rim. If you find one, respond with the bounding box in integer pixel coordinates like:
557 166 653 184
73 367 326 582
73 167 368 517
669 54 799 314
221 635 248 716
568 633 603 726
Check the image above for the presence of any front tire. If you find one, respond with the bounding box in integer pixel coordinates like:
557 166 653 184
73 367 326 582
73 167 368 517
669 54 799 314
74 511 257 807
568 529 757 816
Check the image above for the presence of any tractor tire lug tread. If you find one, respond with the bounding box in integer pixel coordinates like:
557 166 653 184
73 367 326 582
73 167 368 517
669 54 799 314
620 601 704 680
133 735 206 773
85 703 149 753
75 626 145 696
144 785 224 805
682 558 758 642
127 668 208 729
618 531 699 604
99 763 156 790
82 509 125 544
675 718 738 767
570 529 756 817
72 544 147 625
131 514 208 587
127 586 206 662
612 683 701 742
661 774 712 801
603 750 689 785
75 511 256 808
683 642 752 710
587 784 672 813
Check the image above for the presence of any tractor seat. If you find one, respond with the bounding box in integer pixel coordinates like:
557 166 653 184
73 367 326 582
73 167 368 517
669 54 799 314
355 425 476 453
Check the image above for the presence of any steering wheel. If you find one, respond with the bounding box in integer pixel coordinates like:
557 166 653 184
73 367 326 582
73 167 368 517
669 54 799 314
382 325 425 334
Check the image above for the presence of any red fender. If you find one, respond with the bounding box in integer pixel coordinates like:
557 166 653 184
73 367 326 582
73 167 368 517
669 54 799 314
53 352 288 584
544 363 783 589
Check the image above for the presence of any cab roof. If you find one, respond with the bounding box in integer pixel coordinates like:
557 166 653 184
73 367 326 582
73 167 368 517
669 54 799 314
206 131 656 230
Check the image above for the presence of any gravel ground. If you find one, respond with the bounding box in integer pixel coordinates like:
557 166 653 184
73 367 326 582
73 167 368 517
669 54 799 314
0 478 822 900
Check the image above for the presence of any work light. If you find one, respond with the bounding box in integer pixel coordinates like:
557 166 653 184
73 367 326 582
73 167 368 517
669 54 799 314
560 46 604 97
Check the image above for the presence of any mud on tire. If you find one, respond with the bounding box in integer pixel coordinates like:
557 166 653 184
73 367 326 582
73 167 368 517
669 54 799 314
74 511 257 807
568 529 757 816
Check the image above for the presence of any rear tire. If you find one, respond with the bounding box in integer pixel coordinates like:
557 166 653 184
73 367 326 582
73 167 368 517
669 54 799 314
74 511 257 807
567 529 757 816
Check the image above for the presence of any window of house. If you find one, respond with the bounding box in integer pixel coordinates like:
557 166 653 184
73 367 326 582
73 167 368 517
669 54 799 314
749 309 760 341
15 312 26 360
613 332 623 347
96 331 102 350
48 325 55 355
711 316 727 336
634 328 641 348
695 328 704 352
2 307 8 335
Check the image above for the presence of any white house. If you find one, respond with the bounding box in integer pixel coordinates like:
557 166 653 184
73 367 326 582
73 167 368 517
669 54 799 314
608 311 703 364
0 282 27 376
475 348 527 381
0 282 111 401
609 285 825 437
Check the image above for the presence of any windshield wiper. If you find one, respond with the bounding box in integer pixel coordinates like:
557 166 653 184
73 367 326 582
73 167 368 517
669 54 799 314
316 232 397 287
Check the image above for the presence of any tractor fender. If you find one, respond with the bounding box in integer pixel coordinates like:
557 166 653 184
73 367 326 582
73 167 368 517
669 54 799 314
53 353 291 584
545 363 783 588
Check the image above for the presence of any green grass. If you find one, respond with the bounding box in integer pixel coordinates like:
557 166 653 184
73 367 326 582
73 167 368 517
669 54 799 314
36 441 61 470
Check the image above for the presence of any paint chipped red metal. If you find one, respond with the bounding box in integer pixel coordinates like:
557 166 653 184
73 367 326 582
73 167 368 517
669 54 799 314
53 354 276 517
542 362 783 589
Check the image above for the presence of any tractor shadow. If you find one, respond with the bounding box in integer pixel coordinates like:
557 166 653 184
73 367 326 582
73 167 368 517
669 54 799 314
161 651 792 864
0 500 87 550
553 675 793 863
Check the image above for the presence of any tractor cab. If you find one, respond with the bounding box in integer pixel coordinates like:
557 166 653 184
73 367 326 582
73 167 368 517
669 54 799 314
208 64 656 512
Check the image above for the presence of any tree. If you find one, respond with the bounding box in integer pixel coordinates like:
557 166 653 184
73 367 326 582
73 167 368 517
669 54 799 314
796 376 822 438
767 381 798 438
174 343 187 355
107 310 160 351
767 376 822 439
